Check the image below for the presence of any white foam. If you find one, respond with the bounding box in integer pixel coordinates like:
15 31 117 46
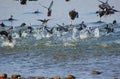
80 29 89 39
33 33 42 40
1 40 16 48
21 31 28 38
72 27 78 40
94 28 100 38
63 42 75 47
46 33 52 38
113 40 120 44
12 32 20 39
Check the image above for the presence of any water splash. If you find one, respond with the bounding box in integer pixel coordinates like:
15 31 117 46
94 27 100 38
1 40 16 48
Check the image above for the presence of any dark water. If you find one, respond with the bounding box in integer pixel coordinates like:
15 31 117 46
0 0 120 79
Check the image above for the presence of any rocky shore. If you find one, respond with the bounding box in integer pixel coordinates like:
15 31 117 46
0 72 119 79
0 73 76 79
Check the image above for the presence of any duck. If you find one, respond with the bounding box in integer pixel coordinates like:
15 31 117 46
65 0 70 2
98 0 111 10
40 0 54 17
20 23 26 27
0 30 8 37
34 9 40 14
96 10 106 21
113 20 117 24
69 9 79 25
8 15 14 21
78 21 87 31
56 23 68 32
27 24 33 33
69 9 79 20
0 22 5 27
20 0 27 5
38 19 50 27
104 23 114 33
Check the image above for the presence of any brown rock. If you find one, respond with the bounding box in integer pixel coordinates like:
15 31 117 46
53 76 61 79
114 77 118 79
90 70 101 75
64 75 76 79
11 74 21 79
2 73 7 78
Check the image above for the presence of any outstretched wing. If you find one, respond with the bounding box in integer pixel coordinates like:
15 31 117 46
98 0 104 3
37 19 44 22
48 0 54 10
39 3 48 9
113 9 120 12
56 24 63 27
105 0 109 3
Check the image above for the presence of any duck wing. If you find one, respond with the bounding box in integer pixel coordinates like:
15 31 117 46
98 0 105 3
48 0 54 10
39 3 48 9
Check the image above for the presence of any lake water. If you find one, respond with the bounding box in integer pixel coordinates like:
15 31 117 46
0 0 120 79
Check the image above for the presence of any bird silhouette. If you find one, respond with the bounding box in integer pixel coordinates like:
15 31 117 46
98 0 111 10
39 0 54 17
65 0 70 2
38 19 50 27
0 22 5 27
96 0 119 21
69 9 79 25
0 30 8 37
34 9 40 14
8 15 14 21
56 23 68 32
96 10 106 21
20 0 27 5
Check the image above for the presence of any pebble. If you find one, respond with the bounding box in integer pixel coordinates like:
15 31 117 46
90 70 102 75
